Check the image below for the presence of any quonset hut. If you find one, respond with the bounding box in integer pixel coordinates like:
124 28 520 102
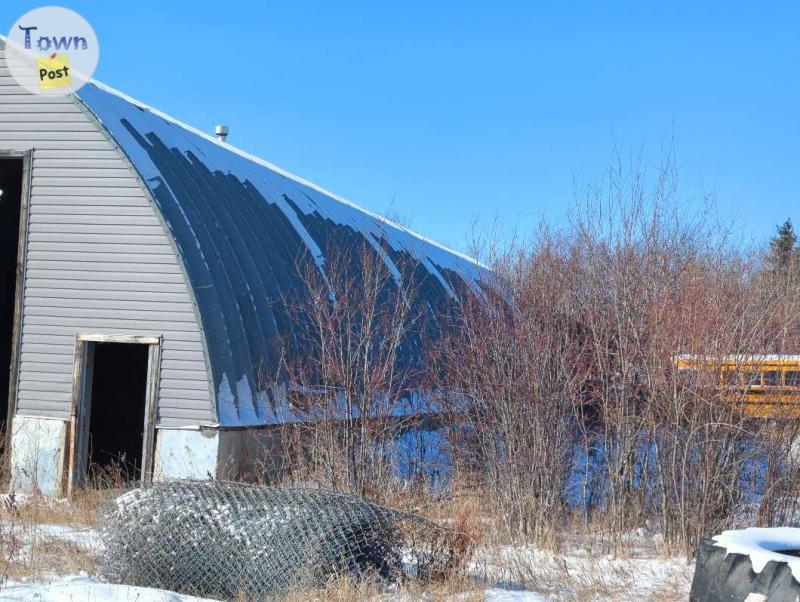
0 42 485 496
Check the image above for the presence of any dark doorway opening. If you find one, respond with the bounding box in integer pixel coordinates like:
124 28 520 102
0 158 24 436
87 342 150 482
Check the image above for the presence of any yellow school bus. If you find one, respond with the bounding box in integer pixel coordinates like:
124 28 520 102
675 355 800 417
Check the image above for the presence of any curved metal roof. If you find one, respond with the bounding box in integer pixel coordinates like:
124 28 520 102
75 81 486 426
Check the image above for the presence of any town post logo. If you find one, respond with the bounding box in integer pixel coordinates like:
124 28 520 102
6 7 99 96
37 54 73 90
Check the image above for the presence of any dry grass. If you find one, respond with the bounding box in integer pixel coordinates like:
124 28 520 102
0 480 698 600
0 468 698 600
277 572 483 602
0 472 119 584
0 509 98 582
474 543 693 601
2 533 95 582
4 488 111 529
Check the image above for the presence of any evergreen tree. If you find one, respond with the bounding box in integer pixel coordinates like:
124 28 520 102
768 219 799 272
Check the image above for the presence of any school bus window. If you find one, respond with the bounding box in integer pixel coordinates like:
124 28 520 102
763 371 780 386
742 371 761 386
785 371 800 387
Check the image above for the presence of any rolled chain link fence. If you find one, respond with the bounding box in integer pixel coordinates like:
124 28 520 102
97 480 468 599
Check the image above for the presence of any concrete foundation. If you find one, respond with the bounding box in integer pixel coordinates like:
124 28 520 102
153 428 219 480
8 417 291 495
9 415 68 497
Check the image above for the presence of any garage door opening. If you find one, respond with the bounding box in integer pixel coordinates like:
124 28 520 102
69 335 161 494
0 157 25 438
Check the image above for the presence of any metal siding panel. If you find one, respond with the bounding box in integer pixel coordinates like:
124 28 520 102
32 149 120 158
0 112 89 122
34 176 141 187
26 288 197 303
26 251 179 264
0 120 98 131
20 342 73 354
34 157 130 168
0 94 74 104
0 47 213 426
26 262 186 276
28 240 177 254
0 131 107 141
26 277 189 291
22 323 203 343
25 296 195 311
31 223 167 234
17 371 72 383
24 307 199 323
30 186 146 197
29 195 153 206
22 316 202 334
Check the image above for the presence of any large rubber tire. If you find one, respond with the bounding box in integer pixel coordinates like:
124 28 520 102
690 539 800 601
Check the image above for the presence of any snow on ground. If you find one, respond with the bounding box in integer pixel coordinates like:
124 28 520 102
0 579 550 602
1 574 216 601
0 514 693 600
29 523 102 550
472 543 694 600
482 589 548 601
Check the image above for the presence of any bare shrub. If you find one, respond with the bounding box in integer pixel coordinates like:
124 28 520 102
279 239 432 499
568 153 800 556
438 150 800 557
436 234 583 547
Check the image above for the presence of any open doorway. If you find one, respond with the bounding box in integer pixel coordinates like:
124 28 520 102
87 342 150 482
69 335 161 494
0 157 25 438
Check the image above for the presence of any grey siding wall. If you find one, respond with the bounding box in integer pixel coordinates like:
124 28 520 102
0 47 214 427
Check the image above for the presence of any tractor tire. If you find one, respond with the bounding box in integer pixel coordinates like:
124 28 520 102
690 538 800 601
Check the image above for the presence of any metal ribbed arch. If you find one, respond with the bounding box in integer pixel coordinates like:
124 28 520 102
77 81 487 426
146 137 266 420
180 152 276 381
130 131 245 415
107 123 234 417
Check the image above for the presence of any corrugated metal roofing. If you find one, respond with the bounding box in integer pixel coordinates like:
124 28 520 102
74 81 486 426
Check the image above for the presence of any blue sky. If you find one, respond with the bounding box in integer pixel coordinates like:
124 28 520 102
3 1 799 253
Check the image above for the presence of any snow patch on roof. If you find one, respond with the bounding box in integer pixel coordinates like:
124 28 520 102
85 78 487 273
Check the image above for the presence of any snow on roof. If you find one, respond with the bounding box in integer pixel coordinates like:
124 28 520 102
73 79 488 426
85 78 487 272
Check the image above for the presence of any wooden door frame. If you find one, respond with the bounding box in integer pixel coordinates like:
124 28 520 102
66 333 162 497
1 149 32 451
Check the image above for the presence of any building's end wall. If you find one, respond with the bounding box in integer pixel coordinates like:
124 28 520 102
0 43 215 429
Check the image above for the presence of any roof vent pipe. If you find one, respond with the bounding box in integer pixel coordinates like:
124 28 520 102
215 125 229 143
